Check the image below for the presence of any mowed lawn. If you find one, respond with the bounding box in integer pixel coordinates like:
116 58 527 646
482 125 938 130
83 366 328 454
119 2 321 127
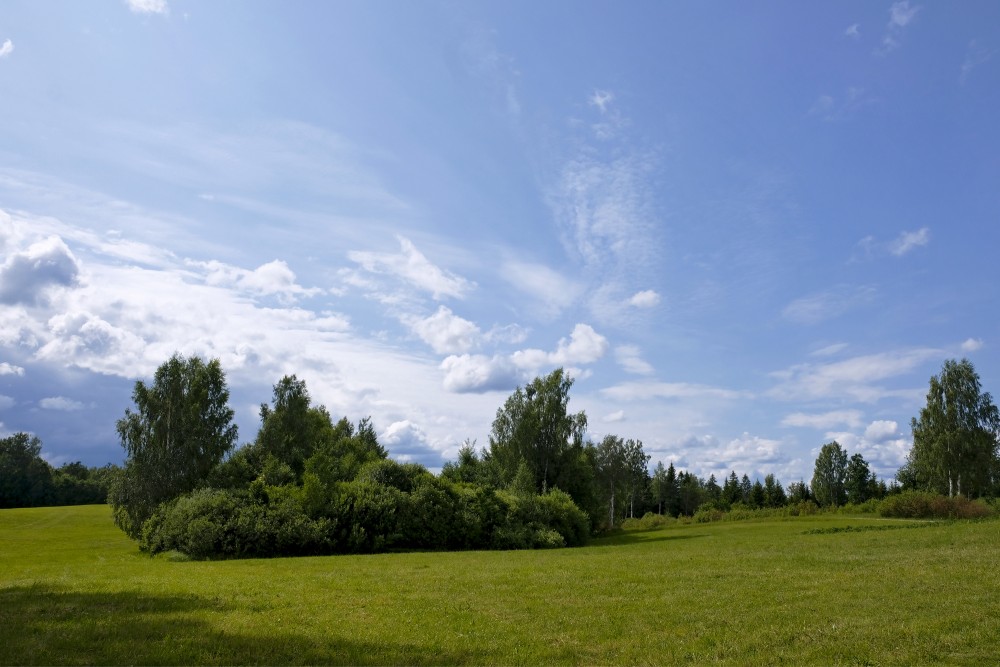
2 506 998 665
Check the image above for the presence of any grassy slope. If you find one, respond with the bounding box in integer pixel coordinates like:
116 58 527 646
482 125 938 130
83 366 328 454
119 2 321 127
1 505 998 666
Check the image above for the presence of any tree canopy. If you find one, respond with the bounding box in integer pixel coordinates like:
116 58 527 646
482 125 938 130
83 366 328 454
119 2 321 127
902 358 1000 497
110 354 238 538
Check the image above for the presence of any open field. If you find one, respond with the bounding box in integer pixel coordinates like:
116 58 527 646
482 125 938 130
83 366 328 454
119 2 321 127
2 505 998 665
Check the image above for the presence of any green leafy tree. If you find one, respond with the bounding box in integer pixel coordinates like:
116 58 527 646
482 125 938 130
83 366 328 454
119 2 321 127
812 441 848 507
902 358 1000 497
845 453 875 504
111 354 238 538
0 433 53 508
623 439 650 519
651 461 667 514
488 368 587 495
787 480 811 503
595 434 627 527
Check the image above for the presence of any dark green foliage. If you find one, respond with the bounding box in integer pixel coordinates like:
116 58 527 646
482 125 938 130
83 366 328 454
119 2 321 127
845 453 876 504
0 432 117 508
111 354 238 539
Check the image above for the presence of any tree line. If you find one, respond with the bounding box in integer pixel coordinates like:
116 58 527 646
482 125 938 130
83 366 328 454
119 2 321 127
4 354 996 558
0 432 117 509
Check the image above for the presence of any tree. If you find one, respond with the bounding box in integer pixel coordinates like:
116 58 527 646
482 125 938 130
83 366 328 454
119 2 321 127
763 474 786 508
902 358 1000 497
594 434 627 527
488 369 587 495
110 354 238 539
722 471 741 508
845 453 875 504
623 439 650 519
651 461 668 515
811 441 848 507
0 433 53 508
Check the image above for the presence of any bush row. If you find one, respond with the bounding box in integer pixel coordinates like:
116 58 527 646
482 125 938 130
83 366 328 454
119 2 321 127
140 469 590 559
877 491 994 520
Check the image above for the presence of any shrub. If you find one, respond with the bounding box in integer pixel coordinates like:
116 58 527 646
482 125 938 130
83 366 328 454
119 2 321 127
879 491 995 519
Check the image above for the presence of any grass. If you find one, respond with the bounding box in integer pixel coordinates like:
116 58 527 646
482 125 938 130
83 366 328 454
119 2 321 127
2 506 998 665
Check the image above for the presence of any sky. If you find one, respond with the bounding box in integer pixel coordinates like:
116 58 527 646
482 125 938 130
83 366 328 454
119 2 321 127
1 1 998 485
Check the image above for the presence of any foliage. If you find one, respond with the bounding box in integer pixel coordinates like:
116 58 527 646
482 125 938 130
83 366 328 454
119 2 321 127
0 432 118 508
488 368 587 495
878 490 994 520
811 441 848 507
902 358 1000 497
110 354 238 539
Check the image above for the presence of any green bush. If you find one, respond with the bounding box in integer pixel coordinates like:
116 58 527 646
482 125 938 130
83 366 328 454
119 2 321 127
879 491 994 519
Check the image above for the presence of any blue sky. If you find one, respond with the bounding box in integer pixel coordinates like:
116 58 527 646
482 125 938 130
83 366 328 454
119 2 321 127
1 1 998 484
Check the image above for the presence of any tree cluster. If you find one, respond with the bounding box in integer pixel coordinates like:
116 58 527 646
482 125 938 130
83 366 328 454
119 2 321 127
113 355 589 559
0 432 118 508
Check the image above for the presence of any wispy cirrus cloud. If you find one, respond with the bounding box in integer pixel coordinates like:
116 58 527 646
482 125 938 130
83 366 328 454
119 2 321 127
844 24 861 40
809 87 875 122
615 345 654 375
782 285 876 325
854 227 930 260
960 40 995 84
781 409 864 430
878 0 920 55
348 236 474 302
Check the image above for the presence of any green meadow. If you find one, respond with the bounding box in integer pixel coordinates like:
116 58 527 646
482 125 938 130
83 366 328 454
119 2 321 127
2 505 998 666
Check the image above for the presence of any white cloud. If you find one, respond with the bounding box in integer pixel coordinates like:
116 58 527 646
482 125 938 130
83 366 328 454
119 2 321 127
961 338 984 353
500 260 582 317
627 290 660 308
604 409 625 423
0 39 13 59
811 343 848 357
191 259 323 303
378 420 436 462
783 285 875 325
888 227 929 256
961 40 995 84
878 1 920 54
404 306 481 355
0 395 14 410
844 24 861 39
589 90 614 114
39 396 87 411
781 410 864 430
440 354 519 394
615 345 654 375
349 236 474 301
0 362 25 376
126 0 168 14
769 347 942 403
512 323 609 370
0 235 81 306
602 381 747 402
864 420 899 442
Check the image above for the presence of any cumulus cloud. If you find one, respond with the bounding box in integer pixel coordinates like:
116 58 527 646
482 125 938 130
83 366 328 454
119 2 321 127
0 362 25 376
961 338 984 353
627 290 660 308
511 324 609 370
604 410 626 423
126 0 168 14
888 227 929 256
440 354 519 394
615 345 653 375
781 410 864 430
349 236 473 301
0 236 81 306
404 306 481 355
378 420 439 463
864 419 899 442
0 39 13 59
441 323 608 393
825 422 911 477
191 259 323 303
39 396 87 411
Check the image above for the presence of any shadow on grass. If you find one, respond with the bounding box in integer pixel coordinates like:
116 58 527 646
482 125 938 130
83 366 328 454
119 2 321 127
0 584 488 666
592 531 707 547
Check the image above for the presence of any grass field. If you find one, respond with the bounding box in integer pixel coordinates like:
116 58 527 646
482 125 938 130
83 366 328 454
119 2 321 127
2 505 998 665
